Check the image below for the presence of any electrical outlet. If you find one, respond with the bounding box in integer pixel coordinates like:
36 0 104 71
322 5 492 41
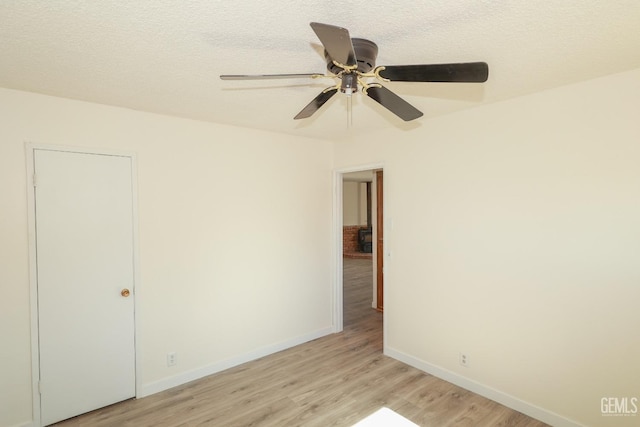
167 352 177 367
459 352 469 367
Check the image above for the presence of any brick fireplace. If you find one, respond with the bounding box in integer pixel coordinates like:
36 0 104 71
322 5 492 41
343 225 373 259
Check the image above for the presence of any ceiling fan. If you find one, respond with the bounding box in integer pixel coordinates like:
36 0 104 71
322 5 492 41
220 22 489 122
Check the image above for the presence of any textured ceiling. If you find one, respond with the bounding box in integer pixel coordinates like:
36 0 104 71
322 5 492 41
1 1 639 141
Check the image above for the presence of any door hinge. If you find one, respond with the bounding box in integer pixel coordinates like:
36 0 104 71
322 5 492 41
32 172 38 187
38 381 42 394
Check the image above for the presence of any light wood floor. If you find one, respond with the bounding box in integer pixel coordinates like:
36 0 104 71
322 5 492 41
55 258 548 426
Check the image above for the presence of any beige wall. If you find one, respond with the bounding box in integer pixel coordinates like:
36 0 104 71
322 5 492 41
334 69 640 427
0 88 334 427
343 170 374 227
343 181 368 226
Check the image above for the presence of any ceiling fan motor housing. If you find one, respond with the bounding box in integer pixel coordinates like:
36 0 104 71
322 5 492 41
325 38 378 74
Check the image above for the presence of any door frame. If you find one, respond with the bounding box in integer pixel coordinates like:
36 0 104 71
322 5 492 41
25 143 141 426
375 170 384 312
332 163 386 347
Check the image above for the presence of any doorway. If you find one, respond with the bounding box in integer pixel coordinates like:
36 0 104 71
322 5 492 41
27 146 138 426
335 165 384 338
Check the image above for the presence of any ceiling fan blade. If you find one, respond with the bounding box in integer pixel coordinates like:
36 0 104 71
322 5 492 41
294 88 338 120
365 85 423 121
310 22 357 67
220 73 322 80
378 62 489 83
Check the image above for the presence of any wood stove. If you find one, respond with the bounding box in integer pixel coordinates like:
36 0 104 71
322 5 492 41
358 227 372 253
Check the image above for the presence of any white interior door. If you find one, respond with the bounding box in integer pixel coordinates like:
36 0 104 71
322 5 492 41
34 149 136 426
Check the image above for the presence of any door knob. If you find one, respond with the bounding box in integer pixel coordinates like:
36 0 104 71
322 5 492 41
121 289 131 297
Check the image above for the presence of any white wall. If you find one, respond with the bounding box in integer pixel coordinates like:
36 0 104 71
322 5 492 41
334 69 640 427
0 88 334 427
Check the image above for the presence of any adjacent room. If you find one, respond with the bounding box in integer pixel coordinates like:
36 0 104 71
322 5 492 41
1 2 639 427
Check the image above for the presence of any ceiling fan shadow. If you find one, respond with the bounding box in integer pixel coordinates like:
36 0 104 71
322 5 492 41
309 42 326 60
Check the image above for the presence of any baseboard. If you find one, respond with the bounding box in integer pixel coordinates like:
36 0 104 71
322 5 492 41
138 326 334 398
385 347 585 427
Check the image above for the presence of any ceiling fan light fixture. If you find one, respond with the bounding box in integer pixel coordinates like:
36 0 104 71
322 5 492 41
340 73 358 94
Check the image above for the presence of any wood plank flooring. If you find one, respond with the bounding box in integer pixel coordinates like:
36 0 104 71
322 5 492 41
54 258 549 426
